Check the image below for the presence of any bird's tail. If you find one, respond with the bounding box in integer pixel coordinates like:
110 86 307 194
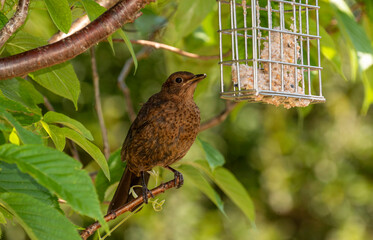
107 166 150 213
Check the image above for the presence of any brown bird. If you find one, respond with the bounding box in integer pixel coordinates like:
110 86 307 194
107 71 206 213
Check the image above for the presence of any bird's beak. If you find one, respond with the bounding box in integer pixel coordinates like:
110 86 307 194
189 74 206 83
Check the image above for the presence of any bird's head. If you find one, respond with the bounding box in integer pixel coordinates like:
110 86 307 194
161 71 206 98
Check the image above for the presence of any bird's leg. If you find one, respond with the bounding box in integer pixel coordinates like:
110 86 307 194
141 171 153 204
166 166 184 189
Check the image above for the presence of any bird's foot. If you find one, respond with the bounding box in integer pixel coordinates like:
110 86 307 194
141 185 154 204
166 166 184 189
141 171 154 204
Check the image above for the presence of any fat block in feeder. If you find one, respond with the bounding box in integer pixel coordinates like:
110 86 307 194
218 0 325 108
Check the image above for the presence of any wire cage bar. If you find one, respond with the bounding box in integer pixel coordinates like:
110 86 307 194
218 0 325 108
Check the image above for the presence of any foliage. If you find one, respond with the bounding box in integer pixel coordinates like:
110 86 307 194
0 0 373 239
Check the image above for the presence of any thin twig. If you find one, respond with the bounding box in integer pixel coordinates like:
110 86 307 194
80 178 178 239
49 0 120 43
117 48 151 122
0 0 30 47
90 47 110 159
199 101 238 132
111 39 231 60
43 96 81 161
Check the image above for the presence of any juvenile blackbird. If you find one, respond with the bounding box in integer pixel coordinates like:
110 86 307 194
107 71 206 213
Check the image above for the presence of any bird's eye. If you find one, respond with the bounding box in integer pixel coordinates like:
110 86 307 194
175 77 183 83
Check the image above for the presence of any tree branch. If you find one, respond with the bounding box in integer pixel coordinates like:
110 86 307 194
111 39 230 60
199 101 238 132
80 178 178 239
90 47 110 159
0 0 30 47
0 0 155 80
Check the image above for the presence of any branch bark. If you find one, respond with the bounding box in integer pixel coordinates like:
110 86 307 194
80 178 178 239
0 0 155 80
0 0 30 47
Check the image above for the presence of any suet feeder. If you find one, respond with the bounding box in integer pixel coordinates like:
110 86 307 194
218 0 325 108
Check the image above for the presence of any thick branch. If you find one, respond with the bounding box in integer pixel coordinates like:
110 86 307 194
0 0 30 47
199 101 238 132
90 47 110 159
0 0 155 80
80 179 177 239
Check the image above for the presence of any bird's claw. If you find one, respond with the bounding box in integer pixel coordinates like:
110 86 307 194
167 166 184 189
142 186 154 204
174 170 184 189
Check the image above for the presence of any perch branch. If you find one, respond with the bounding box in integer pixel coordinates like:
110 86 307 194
49 0 120 43
199 101 238 132
80 178 178 239
0 0 30 47
111 39 230 60
0 0 156 80
90 47 110 159
117 48 151 122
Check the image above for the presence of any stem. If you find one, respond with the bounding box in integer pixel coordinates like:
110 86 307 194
90 47 110 159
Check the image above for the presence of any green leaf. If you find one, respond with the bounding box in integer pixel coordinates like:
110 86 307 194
44 0 72 33
212 167 255 225
0 144 107 230
362 66 373 114
29 62 80 110
178 164 225 215
0 108 42 144
95 149 124 202
331 0 373 72
43 111 93 140
0 12 8 29
0 192 81 240
165 0 215 43
117 29 138 72
198 138 225 170
5 32 45 54
188 160 255 225
81 0 106 21
0 210 5 224
41 122 66 151
0 91 41 125
54 127 110 180
0 78 43 114
0 92 31 113
0 162 58 208
107 35 115 54
308 19 345 80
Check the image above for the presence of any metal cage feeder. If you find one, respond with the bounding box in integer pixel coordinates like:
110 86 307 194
218 0 325 108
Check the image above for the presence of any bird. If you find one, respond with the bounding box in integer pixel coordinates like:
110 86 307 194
107 71 206 213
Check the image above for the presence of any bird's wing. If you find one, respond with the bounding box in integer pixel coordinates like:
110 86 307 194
121 96 179 163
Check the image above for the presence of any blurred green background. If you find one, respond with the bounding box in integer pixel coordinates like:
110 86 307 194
2 0 373 239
